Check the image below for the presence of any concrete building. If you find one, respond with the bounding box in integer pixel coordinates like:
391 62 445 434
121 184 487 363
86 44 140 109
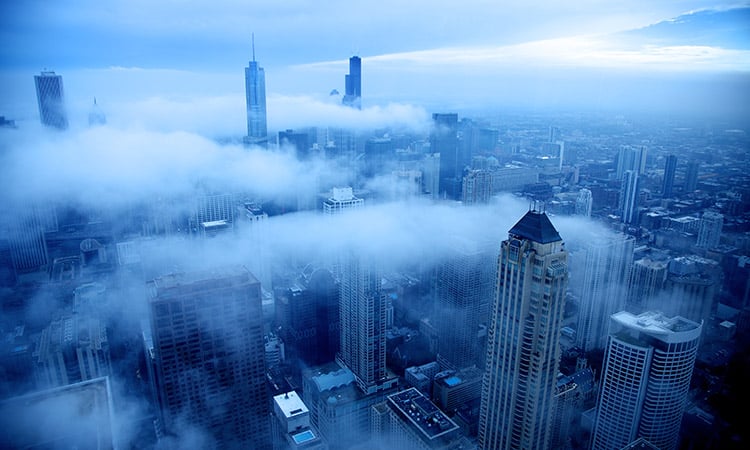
590 311 702 450
405 361 440 396
575 188 593 217
432 366 483 413
322 187 364 215
478 210 568 450
696 211 723 249
272 391 327 449
148 266 270 449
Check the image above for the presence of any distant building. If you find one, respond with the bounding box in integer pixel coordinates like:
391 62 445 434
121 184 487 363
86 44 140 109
627 257 668 311
245 37 268 146
148 266 270 448
619 170 639 225
34 70 68 130
434 237 495 371
575 188 593 217
696 211 723 249
323 187 364 215
479 210 568 450
342 56 362 109
88 98 106 126
572 232 634 352
591 311 701 450
34 314 111 388
684 160 699 192
279 129 312 160
662 155 677 198
271 391 327 449
432 113 461 200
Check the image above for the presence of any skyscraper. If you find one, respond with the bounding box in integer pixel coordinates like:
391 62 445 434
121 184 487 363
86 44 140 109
572 231 634 352
148 266 270 448
591 311 702 450
245 37 268 146
342 56 361 109
478 209 568 450
575 188 593 217
662 154 677 198
34 70 68 130
337 253 393 394
620 169 639 225
434 237 495 371
432 113 461 200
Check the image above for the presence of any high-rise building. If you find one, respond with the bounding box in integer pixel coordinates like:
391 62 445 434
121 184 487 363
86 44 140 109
245 37 268 146
432 113 461 200
478 210 569 450
662 155 677 198
619 169 639 225
627 257 668 311
684 160 699 192
337 253 394 394
696 211 723 249
88 98 106 126
34 70 68 130
342 56 362 109
279 129 312 159
148 266 270 449
572 232 634 352
590 311 702 450
271 391 327 450
322 187 364 215
575 188 593 217
434 237 495 371
617 146 647 179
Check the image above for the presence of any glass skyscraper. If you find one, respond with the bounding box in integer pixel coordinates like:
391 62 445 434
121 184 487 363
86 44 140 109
245 41 268 146
34 71 68 130
342 56 361 109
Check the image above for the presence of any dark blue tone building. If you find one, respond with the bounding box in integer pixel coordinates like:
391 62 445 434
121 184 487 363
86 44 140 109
34 71 68 130
342 56 361 109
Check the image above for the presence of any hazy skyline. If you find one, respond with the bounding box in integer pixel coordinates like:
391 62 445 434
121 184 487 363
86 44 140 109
1 1 749 129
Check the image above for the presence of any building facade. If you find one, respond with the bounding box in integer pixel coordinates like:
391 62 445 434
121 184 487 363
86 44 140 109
148 266 270 449
591 311 702 450
478 210 569 450
245 42 268 146
342 56 362 109
35 71 68 130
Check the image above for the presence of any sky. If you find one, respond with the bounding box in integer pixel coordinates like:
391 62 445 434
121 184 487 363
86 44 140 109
1 0 749 129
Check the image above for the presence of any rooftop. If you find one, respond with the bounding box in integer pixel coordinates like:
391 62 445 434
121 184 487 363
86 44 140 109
274 391 309 419
508 210 562 244
387 388 459 441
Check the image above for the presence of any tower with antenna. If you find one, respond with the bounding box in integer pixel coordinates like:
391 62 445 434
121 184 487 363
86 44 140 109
244 33 268 147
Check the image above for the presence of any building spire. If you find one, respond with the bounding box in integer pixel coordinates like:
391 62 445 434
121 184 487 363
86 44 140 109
252 32 256 62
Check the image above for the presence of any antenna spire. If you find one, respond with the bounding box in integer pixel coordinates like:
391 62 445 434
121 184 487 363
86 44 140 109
252 33 256 62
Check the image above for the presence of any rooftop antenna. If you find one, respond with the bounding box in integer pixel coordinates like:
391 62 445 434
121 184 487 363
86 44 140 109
252 32 256 62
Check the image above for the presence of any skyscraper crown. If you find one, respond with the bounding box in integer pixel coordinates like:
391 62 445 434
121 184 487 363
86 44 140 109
508 210 561 244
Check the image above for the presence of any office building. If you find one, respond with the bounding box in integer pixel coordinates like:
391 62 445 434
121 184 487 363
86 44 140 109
575 188 593 217
684 160 699 192
662 155 677 198
550 367 597 450
0 377 115 449
432 366 483 413
620 170 639 225
572 232 634 352
617 146 647 179
88 98 106 126
279 129 312 159
627 257 668 311
372 387 465 450
34 314 111 388
337 253 395 394
434 237 495 371
696 211 723 249
148 266 270 449
342 56 362 109
322 187 364 215
432 113 461 200
590 311 702 450
34 70 68 130
405 361 440 396
272 391 327 450
245 37 268 146
478 209 569 450
462 169 494 205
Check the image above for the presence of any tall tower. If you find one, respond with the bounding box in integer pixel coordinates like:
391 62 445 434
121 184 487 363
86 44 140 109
478 209 568 450
575 188 593 217
620 169 639 225
148 266 270 448
245 36 268 146
662 155 677 198
337 253 391 394
591 311 701 450
432 113 461 200
572 231 634 352
34 70 68 130
434 237 495 371
342 56 362 109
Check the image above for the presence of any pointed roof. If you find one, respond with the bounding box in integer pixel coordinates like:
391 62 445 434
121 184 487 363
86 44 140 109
508 210 562 244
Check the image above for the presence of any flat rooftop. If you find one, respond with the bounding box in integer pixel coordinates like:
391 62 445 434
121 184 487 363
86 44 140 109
274 391 309 419
149 265 258 296
387 387 459 441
